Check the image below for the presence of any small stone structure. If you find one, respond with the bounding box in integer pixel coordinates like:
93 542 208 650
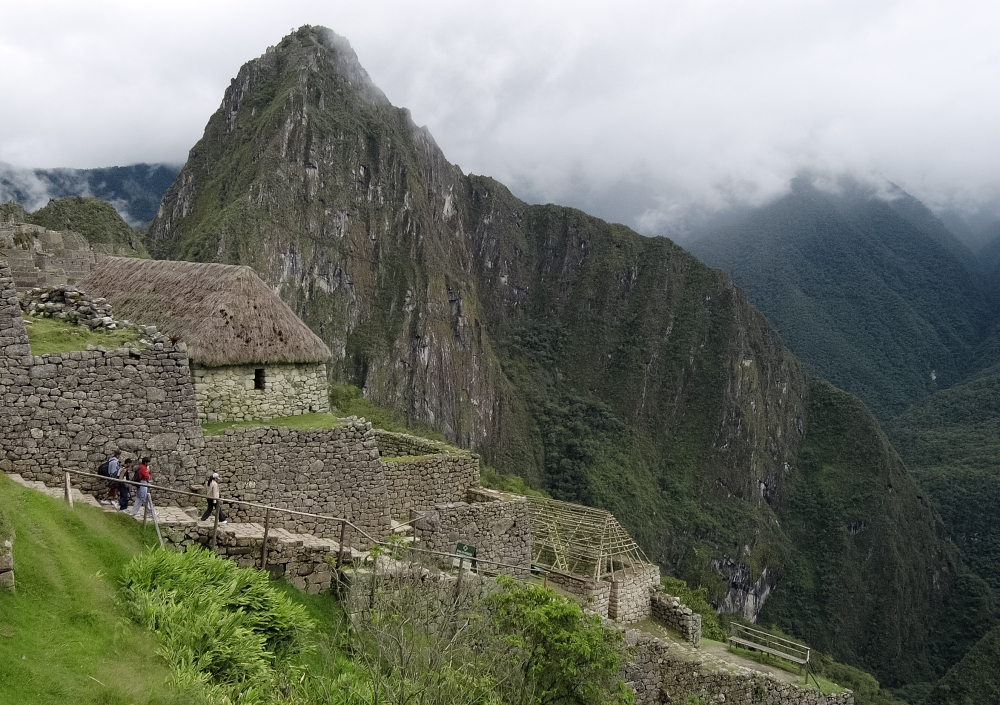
20 286 118 330
374 429 457 457
412 489 533 573
193 362 328 422
651 589 703 646
80 257 333 423
610 564 662 623
0 534 13 593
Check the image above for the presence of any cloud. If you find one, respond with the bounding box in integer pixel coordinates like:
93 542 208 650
2 0 1000 239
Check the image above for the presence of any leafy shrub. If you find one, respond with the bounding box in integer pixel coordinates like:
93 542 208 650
660 576 726 641
480 466 550 498
120 547 316 703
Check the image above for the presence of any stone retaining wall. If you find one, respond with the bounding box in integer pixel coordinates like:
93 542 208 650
193 361 329 422
624 631 854 705
374 429 464 458
0 534 13 593
609 564 661 623
158 522 338 595
651 589 702 646
412 497 532 573
0 224 96 290
201 420 390 546
382 453 480 519
0 260 204 496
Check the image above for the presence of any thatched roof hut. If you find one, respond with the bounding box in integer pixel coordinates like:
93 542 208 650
81 257 331 367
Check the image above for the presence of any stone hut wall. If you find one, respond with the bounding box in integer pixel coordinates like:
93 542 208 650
609 563 661 624
412 497 532 573
651 589 702 645
381 454 480 520
547 572 612 618
624 631 854 705
374 429 460 458
193 361 329 422
201 421 390 546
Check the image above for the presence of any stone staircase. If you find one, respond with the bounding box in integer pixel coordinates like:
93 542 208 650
4 472 375 594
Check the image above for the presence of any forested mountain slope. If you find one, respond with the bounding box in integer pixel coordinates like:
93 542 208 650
146 26 995 688
689 178 995 418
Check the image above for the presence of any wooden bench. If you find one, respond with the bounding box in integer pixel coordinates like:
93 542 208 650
729 623 810 671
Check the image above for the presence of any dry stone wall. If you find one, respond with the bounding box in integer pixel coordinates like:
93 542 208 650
0 534 13 593
412 496 532 573
624 631 854 705
651 590 703 646
193 362 328 422
0 259 203 496
382 453 480 519
201 420 390 545
548 572 612 617
374 429 462 458
609 564 661 624
20 286 118 330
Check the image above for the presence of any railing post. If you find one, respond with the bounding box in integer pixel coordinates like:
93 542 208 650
455 557 464 598
149 497 164 549
336 519 347 569
210 496 221 550
259 508 270 570
63 471 73 508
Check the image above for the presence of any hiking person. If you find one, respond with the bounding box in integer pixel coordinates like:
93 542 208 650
118 458 134 512
201 472 227 523
100 450 121 502
129 457 153 517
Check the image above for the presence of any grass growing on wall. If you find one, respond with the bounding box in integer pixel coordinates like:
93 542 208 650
329 383 446 441
201 411 348 435
0 474 195 705
22 314 141 355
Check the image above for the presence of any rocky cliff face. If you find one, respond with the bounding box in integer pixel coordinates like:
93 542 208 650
148 26 994 686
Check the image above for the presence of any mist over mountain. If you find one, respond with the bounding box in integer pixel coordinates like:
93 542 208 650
141 26 999 692
689 176 997 418
0 162 179 227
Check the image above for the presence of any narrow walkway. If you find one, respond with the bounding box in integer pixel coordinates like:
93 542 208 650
4 473 368 561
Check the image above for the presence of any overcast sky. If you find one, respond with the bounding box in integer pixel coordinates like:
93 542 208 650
2 0 999 240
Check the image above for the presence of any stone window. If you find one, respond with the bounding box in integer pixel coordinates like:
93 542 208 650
254 368 266 390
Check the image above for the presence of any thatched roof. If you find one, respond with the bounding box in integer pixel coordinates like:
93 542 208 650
81 257 332 367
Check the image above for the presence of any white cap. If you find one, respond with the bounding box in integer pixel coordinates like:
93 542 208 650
211 472 219 479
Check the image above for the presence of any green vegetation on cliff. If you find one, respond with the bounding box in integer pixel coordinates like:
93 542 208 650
144 25 994 690
27 195 149 257
887 364 1000 592
922 624 1000 705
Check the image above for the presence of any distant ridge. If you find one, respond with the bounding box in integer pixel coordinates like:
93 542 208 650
0 162 180 227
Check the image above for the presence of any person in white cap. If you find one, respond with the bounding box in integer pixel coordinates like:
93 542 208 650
201 472 227 523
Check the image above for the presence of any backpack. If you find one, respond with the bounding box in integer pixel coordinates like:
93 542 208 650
97 458 111 477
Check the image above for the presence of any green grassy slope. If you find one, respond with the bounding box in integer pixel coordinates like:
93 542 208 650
0 474 196 704
27 196 149 257
689 177 994 418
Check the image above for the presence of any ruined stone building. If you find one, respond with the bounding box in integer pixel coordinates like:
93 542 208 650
81 257 331 422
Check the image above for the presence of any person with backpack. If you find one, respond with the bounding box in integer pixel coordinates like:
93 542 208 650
99 450 121 503
118 458 134 512
129 457 153 518
201 473 227 523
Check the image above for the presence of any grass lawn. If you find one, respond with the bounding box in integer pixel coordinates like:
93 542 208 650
0 474 197 704
23 315 141 356
201 411 348 436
